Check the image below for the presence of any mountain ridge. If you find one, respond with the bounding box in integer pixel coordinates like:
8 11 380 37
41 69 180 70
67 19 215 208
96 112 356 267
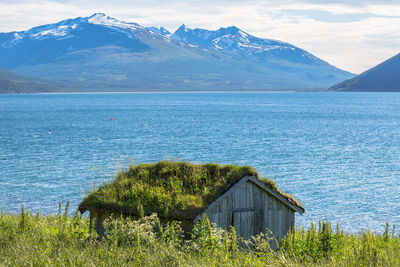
330 53 400 92
170 24 327 66
0 13 354 92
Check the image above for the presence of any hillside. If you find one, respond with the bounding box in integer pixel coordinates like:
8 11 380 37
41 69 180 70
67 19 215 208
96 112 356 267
0 13 354 92
0 68 57 93
330 53 400 92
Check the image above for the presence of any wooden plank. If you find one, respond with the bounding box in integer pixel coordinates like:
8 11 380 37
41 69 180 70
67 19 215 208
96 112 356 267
219 199 226 229
240 211 245 238
266 192 271 210
245 211 250 239
240 211 251 239
246 181 254 208
282 207 288 239
261 192 267 234
277 209 283 241
266 208 273 237
260 187 267 233
283 208 288 239
270 197 278 240
215 204 220 228
253 185 259 234
289 207 294 230
233 211 240 235
233 186 241 209
275 199 281 239
275 199 282 241
244 182 248 208
247 182 254 238
208 205 214 225
261 190 268 233
244 211 249 239
289 210 295 229
281 203 290 241
249 210 254 239
206 206 212 221
286 206 292 233
227 192 233 227
265 193 271 234
284 208 289 238
253 185 262 234
238 182 247 209
208 208 214 224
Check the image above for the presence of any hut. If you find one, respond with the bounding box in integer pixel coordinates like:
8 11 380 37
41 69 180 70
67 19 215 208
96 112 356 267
79 161 304 243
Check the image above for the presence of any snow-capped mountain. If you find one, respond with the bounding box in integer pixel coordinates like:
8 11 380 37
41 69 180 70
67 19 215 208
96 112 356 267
147 26 171 36
0 13 188 69
0 13 354 92
171 25 329 66
1 13 167 46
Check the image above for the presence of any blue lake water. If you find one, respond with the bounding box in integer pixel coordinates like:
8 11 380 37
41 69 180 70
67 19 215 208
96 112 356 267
1 92 400 233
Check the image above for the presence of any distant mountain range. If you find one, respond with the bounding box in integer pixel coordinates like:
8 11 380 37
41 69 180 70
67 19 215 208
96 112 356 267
330 53 400 92
0 13 354 93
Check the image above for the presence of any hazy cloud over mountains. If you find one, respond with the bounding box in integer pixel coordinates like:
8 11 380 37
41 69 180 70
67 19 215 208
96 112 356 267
1 0 399 73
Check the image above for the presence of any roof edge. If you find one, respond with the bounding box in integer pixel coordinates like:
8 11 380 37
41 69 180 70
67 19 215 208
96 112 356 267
247 176 305 214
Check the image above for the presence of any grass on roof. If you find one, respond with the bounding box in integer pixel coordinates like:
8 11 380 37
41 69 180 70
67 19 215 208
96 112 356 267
79 161 302 219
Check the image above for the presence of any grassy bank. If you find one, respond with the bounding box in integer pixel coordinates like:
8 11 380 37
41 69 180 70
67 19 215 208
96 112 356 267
0 205 399 266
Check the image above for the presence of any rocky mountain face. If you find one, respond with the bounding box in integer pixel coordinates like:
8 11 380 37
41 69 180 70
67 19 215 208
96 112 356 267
0 13 354 92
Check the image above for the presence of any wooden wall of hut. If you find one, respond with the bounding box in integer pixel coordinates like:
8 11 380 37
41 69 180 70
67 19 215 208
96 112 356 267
200 179 295 244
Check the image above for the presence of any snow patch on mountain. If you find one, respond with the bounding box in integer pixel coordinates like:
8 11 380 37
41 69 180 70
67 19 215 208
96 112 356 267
171 24 323 65
146 26 171 36
30 25 76 39
87 13 142 31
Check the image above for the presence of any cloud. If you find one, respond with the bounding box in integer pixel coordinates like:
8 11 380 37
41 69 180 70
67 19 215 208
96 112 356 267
278 9 400 23
0 0 399 73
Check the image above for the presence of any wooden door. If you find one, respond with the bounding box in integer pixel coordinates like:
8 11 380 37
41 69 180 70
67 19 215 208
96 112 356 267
232 209 255 240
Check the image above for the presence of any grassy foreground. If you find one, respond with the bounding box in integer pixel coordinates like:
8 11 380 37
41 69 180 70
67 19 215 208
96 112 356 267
0 205 399 266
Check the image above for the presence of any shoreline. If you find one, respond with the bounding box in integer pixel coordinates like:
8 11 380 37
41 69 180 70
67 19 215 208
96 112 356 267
32 90 301 95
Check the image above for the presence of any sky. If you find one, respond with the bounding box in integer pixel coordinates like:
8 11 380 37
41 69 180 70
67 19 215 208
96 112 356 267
0 0 399 74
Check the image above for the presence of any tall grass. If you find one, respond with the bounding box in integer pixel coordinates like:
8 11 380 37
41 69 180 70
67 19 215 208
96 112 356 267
281 221 400 266
0 205 399 266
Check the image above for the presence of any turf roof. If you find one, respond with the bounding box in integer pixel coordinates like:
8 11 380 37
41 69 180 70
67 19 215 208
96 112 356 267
79 161 304 220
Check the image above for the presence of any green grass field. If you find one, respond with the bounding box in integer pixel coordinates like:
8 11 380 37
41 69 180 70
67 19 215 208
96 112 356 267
0 204 399 266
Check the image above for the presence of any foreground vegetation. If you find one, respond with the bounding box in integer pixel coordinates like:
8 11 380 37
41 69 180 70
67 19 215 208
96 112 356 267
0 204 399 266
